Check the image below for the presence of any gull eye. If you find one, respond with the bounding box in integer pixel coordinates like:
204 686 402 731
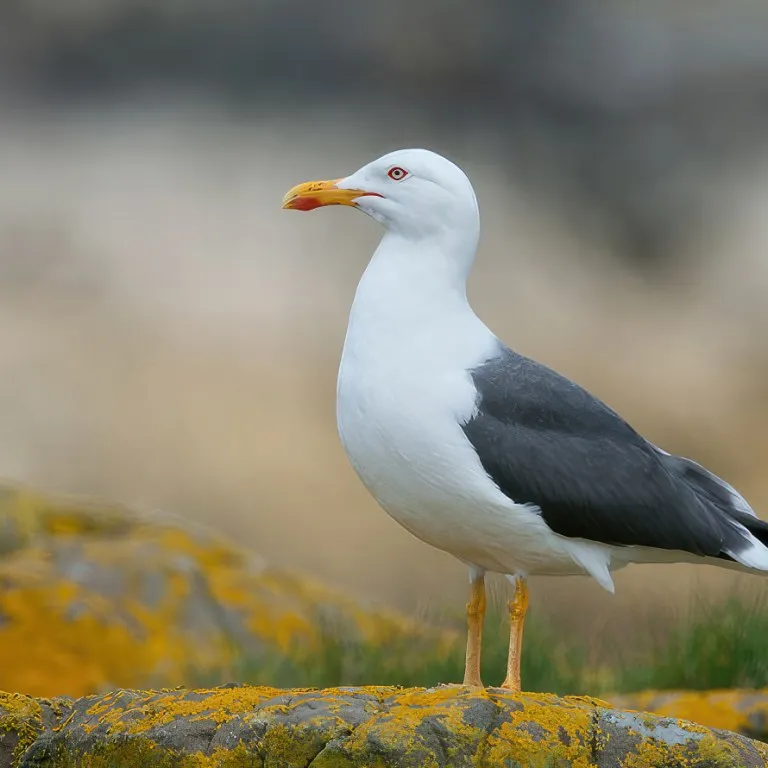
387 166 409 181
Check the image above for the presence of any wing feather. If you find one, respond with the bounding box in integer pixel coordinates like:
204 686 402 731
462 344 751 560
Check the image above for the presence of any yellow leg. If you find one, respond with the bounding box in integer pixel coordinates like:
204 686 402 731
462 571 486 688
500 576 529 692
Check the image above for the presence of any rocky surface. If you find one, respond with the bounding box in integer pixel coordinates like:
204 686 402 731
0 483 449 698
613 689 768 744
2 685 767 768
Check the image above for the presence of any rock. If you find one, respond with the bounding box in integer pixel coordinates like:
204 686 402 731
612 690 768 744
1 686 767 767
0 483 450 698
0 694 71 768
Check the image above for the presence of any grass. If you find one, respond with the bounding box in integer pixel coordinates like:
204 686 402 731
238 611 587 694
614 590 768 693
190 610 587 695
190 591 768 696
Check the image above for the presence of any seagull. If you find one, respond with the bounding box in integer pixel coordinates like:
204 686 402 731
281 148 768 691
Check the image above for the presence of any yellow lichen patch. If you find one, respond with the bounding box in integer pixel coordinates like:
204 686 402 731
0 555 238 697
0 691 44 764
323 685 399 699
83 686 284 736
754 739 768 762
566 693 613 709
391 686 471 709
612 689 763 737
657 692 748 735
336 688 495 768
622 731 745 768
485 692 594 768
0 483 139 551
0 481 453 698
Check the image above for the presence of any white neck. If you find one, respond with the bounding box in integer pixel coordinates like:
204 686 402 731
341 227 492 370
355 226 476 313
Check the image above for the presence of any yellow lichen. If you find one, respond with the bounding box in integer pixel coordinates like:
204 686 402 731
0 484 138 549
381 686 485 762
83 686 284 736
0 481 451 698
0 691 44 765
613 689 768 739
0 558 233 696
5 685 768 767
326 688 602 767
622 731 747 768
485 692 594 768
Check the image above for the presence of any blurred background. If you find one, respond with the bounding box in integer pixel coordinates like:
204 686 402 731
2 0 768 646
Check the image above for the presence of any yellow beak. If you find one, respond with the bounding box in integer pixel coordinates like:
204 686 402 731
281 178 380 211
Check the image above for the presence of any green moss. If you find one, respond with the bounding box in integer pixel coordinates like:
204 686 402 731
47 739 262 767
259 723 324 767
209 745 263 768
49 739 174 768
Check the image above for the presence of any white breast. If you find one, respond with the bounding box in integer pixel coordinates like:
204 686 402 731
337 339 504 564
335 236 573 575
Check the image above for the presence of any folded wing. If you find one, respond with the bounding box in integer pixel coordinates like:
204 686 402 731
461 344 768 569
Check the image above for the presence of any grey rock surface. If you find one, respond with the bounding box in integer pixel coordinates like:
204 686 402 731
2 685 768 767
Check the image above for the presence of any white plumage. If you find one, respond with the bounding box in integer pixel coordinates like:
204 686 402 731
335 228 617 588
283 148 768 689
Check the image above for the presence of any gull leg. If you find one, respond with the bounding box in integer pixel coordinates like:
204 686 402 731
500 574 529 692
463 568 486 688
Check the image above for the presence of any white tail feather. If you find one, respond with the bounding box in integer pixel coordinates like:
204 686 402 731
564 539 616 593
726 529 768 571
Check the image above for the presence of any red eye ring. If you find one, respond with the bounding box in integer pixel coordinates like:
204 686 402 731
387 166 409 181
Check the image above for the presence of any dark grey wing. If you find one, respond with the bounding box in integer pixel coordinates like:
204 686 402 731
461 344 759 558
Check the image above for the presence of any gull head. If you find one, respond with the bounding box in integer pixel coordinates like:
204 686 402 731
282 149 479 239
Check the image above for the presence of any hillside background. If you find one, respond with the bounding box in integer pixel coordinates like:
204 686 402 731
1 0 768 643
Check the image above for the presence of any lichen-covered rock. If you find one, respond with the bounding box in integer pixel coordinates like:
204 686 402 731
0 694 71 768
0 483 450 698
613 689 768 744
1 686 767 767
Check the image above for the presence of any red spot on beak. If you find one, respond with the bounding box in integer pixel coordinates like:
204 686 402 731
291 196 326 212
